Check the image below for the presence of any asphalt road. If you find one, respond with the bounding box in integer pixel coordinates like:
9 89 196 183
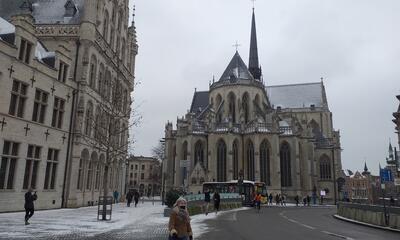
197 206 400 240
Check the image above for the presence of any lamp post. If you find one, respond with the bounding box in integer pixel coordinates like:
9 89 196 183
331 146 337 205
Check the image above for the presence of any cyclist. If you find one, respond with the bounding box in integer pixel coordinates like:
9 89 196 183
254 192 262 212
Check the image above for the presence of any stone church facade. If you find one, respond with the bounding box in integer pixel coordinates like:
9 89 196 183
164 9 342 202
0 0 137 212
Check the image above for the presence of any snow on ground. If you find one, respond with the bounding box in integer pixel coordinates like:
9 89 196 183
0 200 253 239
0 202 167 239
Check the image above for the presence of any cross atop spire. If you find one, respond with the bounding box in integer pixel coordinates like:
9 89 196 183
251 0 256 10
232 41 241 52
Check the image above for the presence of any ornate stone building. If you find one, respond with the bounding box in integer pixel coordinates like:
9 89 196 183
163 9 342 202
127 156 161 197
0 0 137 212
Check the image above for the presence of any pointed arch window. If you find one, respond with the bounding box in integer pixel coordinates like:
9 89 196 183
233 140 239 180
103 10 109 41
89 55 97 89
320 155 331 180
260 140 270 185
242 93 249 124
194 141 204 167
182 141 188 185
228 93 236 123
280 142 292 187
246 140 255 181
217 140 227 181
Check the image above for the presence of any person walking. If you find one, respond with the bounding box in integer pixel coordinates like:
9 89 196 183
126 190 133 207
134 190 140 207
294 195 299 207
204 188 211 215
113 190 119 204
303 196 307 206
168 197 193 240
306 195 311 206
213 191 221 214
24 188 37 225
268 193 273 205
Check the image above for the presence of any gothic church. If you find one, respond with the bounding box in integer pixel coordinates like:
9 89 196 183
164 9 342 201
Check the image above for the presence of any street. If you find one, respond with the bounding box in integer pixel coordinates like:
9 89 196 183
197 206 400 240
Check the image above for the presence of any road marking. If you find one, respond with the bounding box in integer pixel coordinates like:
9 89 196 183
300 224 316 230
232 211 237 221
321 230 355 240
288 219 298 223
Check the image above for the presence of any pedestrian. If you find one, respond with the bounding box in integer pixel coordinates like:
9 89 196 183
306 195 311 206
254 192 262 212
268 193 273 205
275 194 280 205
113 190 119 203
168 197 193 240
204 188 211 215
126 190 133 207
390 196 395 206
281 195 286 206
294 195 299 206
303 197 307 206
213 190 221 214
320 195 324 205
134 190 140 207
24 188 37 225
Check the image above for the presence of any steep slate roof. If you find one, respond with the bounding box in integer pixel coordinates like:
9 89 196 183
219 51 254 81
0 0 84 24
266 82 326 109
190 91 209 116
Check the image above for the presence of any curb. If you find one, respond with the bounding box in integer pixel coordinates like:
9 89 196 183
333 214 400 233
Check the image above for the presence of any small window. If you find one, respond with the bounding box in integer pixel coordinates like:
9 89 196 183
52 97 65 129
58 61 69 82
9 80 28 118
141 173 144 180
142 164 145 170
32 89 49 124
18 39 33 64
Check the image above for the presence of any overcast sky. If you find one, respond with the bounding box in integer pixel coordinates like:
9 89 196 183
129 0 400 175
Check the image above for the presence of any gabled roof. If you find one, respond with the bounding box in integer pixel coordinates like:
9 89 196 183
219 51 254 82
266 82 327 109
190 91 209 116
0 0 84 24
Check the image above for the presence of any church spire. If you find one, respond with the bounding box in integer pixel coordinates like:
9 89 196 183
248 7 262 80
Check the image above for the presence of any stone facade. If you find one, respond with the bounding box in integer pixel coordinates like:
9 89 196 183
0 0 137 212
163 10 342 202
127 156 161 197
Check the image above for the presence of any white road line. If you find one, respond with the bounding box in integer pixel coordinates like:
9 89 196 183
300 224 316 230
232 211 237 221
288 219 298 223
321 230 355 240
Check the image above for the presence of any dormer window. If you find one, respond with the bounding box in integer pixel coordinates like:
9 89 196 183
18 38 32 64
64 0 77 17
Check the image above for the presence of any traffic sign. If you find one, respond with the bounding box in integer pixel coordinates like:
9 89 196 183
380 169 393 182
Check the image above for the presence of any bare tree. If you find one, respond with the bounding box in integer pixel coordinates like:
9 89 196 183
83 78 141 220
151 140 165 161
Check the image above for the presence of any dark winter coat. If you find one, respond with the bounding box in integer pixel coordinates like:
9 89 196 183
127 192 133 201
213 192 221 207
204 192 211 203
24 192 37 209
134 191 140 201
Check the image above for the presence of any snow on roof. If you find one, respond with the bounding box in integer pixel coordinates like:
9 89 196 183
0 17 15 35
35 41 55 66
266 82 324 109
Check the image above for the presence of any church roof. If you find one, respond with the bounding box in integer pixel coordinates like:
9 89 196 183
266 82 326 109
190 91 209 116
0 0 84 24
219 51 254 82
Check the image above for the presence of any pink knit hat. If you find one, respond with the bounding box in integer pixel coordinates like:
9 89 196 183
174 197 187 207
